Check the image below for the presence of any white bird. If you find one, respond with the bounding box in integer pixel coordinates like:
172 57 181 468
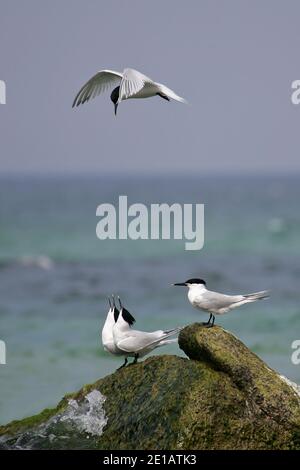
101 296 126 356
72 68 187 115
113 297 182 366
173 278 269 327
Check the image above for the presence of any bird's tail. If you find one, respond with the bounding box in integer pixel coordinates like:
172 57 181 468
243 290 270 301
149 330 182 350
158 338 178 346
156 83 188 104
163 326 184 337
137 326 183 352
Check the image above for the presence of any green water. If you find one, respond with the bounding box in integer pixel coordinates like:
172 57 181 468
0 174 299 424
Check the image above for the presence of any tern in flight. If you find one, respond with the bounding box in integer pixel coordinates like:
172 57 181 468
72 68 187 115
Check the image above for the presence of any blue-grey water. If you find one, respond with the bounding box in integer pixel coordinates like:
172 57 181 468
0 174 299 425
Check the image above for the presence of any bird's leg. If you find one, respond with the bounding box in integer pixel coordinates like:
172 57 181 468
128 354 139 367
133 353 139 365
206 314 215 328
156 92 170 101
117 357 128 370
203 313 212 327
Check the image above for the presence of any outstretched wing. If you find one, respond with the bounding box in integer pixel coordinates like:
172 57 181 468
118 68 153 102
72 69 122 107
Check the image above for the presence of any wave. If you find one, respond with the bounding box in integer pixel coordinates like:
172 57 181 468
0 255 54 271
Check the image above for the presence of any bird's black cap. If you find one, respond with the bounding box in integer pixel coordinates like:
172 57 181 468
174 278 206 286
110 86 120 105
122 308 136 326
110 86 120 115
185 278 206 285
113 307 120 322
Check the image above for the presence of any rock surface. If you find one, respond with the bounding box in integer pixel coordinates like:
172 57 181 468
1 323 300 450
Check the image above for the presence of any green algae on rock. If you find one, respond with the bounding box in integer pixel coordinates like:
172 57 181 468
1 323 300 449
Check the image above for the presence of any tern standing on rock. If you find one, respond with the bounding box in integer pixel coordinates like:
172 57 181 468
101 296 137 369
101 296 128 357
112 298 182 367
72 68 187 115
173 278 269 327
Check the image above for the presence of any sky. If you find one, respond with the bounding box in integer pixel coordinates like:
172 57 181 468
0 0 299 175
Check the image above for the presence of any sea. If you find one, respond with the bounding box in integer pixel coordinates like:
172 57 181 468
0 173 299 425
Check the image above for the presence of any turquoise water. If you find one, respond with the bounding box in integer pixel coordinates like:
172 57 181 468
0 174 300 424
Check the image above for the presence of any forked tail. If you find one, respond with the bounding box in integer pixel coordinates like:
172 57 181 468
243 290 269 301
163 326 184 337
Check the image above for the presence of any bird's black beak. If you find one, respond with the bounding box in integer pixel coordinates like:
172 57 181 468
173 282 187 286
114 103 118 116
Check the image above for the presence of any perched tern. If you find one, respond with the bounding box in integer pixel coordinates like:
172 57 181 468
113 297 182 365
101 296 125 356
72 68 187 115
102 296 139 369
173 278 269 327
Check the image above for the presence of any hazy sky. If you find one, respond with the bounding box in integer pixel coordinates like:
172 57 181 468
0 0 300 174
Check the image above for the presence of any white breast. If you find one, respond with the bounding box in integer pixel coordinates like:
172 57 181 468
187 286 208 315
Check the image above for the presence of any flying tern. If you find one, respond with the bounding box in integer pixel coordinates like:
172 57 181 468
72 68 187 115
173 278 269 327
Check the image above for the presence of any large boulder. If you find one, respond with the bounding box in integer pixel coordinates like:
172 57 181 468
1 324 300 449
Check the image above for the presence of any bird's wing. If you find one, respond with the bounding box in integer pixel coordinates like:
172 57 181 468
72 69 122 107
116 333 155 353
198 291 244 311
118 68 153 102
116 328 181 353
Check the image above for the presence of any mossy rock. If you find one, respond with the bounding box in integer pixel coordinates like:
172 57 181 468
1 324 300 449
